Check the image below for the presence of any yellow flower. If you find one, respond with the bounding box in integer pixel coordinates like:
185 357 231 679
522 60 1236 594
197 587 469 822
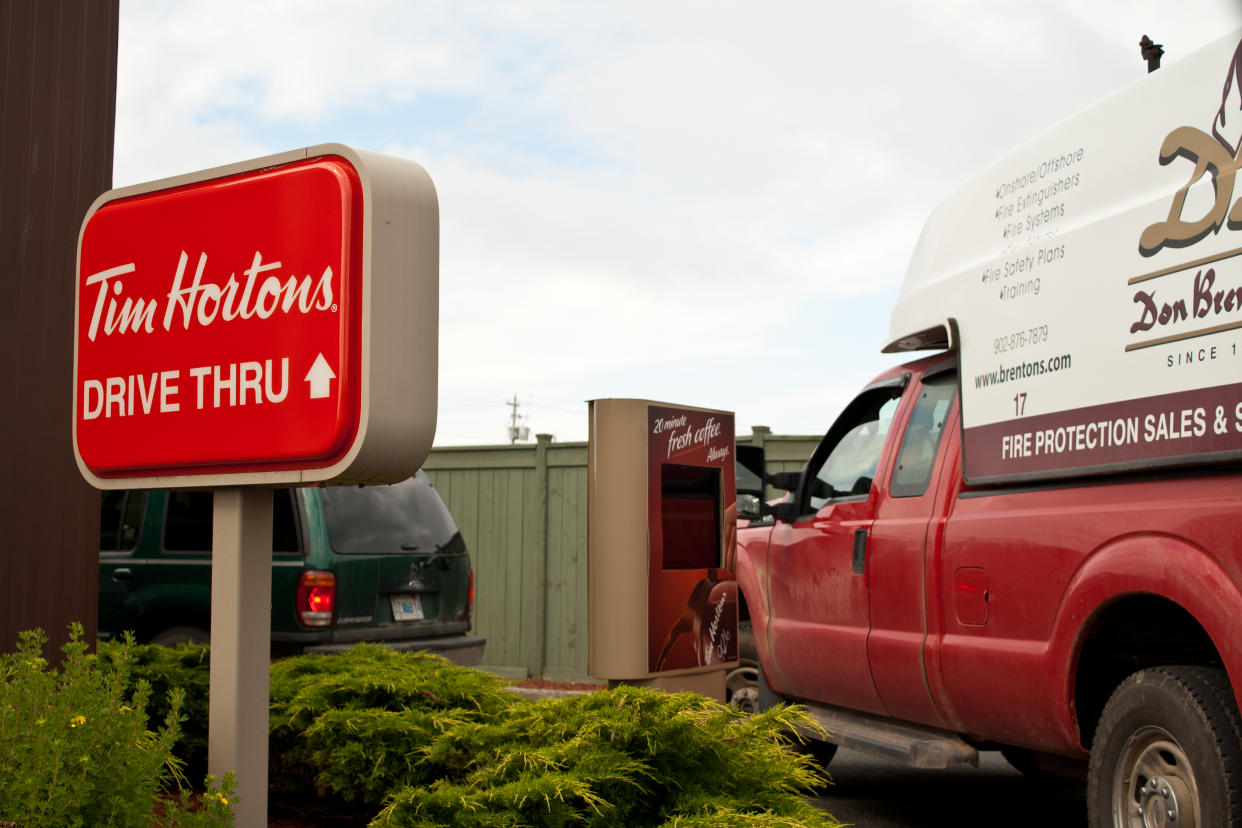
69 715 86 728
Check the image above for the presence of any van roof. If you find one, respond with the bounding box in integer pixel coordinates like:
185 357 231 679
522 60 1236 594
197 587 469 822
885 28 1242 483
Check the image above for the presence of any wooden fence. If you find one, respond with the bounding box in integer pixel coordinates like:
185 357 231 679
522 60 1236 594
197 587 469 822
422 427 819 681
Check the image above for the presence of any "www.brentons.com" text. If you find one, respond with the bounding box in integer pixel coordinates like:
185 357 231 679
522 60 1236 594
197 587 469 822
974 353 1072 388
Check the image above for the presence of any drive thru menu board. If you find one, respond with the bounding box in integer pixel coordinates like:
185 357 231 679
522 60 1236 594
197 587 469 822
906 30 1242 483
646 405 738 673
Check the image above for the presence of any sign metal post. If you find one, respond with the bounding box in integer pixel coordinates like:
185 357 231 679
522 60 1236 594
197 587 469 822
208 488 273 826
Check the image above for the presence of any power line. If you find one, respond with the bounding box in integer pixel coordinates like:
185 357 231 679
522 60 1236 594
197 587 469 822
438 395 511 412
526 393 588 408
524 401 585 416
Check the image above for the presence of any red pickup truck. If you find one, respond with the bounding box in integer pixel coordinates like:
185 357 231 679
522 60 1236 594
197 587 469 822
736 29 1242 828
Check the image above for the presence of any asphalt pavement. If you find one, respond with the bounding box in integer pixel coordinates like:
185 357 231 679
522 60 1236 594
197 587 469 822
810 748 1087 828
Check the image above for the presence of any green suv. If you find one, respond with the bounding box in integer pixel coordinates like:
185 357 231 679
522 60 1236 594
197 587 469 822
98 472 483 662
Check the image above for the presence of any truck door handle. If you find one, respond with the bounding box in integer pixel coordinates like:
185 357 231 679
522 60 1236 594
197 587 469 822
111 568 133 582
852 529 867 575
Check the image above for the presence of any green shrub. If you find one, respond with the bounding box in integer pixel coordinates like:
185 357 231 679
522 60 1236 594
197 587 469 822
268 644 516 805
369 686 837 828
99 640 212 783
0 625 234 828
92 641 836 827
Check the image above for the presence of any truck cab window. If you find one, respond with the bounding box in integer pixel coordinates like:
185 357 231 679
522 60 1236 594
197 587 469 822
806 390 902 511
891 372 958 498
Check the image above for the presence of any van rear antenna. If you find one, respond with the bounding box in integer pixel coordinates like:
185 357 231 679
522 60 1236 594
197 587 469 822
1140 35 1163 73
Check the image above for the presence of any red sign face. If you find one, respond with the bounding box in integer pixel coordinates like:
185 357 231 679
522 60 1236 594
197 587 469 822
74 156 364 479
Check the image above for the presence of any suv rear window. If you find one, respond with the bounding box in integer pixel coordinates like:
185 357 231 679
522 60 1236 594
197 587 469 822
162 489 301 553
319 472 458 555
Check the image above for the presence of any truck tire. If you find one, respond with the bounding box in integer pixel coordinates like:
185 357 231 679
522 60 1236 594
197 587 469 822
1087 666 1242 828
754 658 838 770
738 619 757 663
726 620 760 713
726 663 760 713
794 735 839 770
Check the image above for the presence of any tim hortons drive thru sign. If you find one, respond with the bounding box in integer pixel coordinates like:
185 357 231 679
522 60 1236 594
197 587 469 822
73 145 438 488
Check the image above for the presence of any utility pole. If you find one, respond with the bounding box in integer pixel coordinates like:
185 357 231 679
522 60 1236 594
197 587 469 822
507 394 529 443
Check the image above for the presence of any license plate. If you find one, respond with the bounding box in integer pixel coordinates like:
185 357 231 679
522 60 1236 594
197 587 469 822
390 594 424 621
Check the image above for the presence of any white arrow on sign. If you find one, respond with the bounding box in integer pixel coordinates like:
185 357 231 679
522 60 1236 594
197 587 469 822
305 353 336 399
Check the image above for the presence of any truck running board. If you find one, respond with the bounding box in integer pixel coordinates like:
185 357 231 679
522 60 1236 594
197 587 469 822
801 702 980 769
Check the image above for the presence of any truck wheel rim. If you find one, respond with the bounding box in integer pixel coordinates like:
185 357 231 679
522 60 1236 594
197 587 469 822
725 665 759 713
1113 726 1199 828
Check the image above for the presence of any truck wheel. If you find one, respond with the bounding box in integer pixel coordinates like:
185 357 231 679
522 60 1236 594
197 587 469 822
726 663 760 713
149 626 209 646
1087 666 1242 828
726 620 761 712
738 619 757 663
750 659 837 772
794 736 839 769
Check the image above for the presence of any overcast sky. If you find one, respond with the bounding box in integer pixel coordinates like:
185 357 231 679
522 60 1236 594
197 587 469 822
114 1 1242 445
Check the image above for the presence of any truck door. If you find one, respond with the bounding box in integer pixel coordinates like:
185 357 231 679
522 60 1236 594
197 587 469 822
764 377 906 714
867 368 959 727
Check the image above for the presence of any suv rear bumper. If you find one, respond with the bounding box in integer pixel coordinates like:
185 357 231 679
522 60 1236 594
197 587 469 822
302 633 486 664
274 622 486 665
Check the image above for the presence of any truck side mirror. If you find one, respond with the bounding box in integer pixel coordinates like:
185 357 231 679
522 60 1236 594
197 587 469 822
766 471 801 492
768 501 800 523
737 493 763 520
736 445 766 520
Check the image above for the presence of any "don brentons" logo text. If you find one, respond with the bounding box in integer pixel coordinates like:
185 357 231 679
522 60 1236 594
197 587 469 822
1129 39 1242 352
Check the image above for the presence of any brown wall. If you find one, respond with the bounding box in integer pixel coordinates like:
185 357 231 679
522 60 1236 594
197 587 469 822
0 1 119 653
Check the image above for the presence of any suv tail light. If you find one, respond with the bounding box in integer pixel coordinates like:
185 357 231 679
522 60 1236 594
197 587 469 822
296 570 336 627
467 570 475 620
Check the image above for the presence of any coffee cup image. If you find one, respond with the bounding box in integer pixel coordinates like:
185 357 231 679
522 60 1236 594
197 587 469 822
654 569 738 671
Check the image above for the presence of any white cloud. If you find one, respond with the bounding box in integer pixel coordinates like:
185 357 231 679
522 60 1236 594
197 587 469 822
114 0 1242 445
